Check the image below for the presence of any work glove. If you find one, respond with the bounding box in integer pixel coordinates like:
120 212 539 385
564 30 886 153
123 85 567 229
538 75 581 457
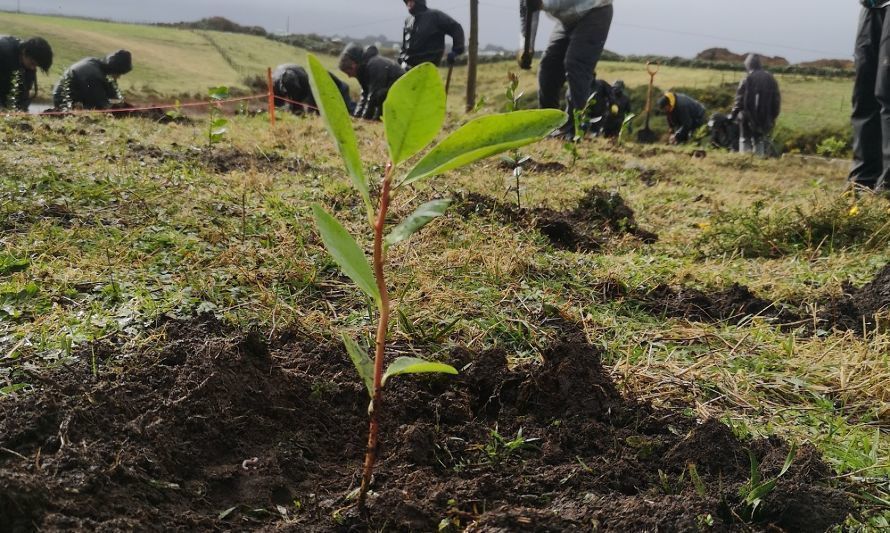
447 46 464 65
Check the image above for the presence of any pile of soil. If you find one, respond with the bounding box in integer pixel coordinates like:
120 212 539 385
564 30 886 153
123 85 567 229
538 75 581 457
496 157 567 174
455 188 657 252
817 263 890 334
126 142 310 174
636 283 799 326
0 318 851 531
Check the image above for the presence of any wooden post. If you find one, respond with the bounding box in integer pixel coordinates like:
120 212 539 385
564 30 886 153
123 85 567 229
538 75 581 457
465 0 478 112
267 67 276 125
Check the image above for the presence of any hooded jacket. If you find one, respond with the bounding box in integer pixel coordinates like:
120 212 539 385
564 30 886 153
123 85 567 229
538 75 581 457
347 46 404 120
272 64 353 114
731 55 781 135
53 50 132 110
663 92 706 143
0 36 37 111
861 1 890 7
542 0 613 27
398 0 465 68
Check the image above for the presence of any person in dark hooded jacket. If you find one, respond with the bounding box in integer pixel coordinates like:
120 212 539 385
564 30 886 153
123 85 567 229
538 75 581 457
657 91 706 144
339 43 404 121
850 0 890 191
730 54 781 156
272 64 354 114
0 35 53 111
53 50 133 110
398 0 465 69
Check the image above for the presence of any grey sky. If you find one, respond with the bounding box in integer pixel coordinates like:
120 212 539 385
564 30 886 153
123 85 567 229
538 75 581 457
1 1 859 63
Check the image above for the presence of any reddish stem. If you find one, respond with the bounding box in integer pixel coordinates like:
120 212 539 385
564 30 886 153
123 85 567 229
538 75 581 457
358 162 393 511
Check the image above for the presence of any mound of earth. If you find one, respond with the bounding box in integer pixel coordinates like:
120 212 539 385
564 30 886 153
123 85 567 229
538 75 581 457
497 157 567 173
455 188 657 252
0 318 851 531
818 263 890 334
636 283 799 326
125 142 310 173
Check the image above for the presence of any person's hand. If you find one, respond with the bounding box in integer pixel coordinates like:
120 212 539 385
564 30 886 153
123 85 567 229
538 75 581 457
447 46 464 65
669 134 678 145
518 50 533 70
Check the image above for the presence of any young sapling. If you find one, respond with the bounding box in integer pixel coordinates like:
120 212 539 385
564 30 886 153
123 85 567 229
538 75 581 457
207 86 229 150
306 54 565 510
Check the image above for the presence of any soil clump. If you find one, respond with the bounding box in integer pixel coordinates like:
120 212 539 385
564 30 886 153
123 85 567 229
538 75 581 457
817 263 890 334
0 317 851 531
455 188 657 252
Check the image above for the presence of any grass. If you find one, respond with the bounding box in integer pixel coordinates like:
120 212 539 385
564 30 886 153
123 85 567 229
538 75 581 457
0 11 887 528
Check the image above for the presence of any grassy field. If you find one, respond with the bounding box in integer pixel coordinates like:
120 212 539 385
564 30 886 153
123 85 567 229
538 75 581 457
1 11 886 531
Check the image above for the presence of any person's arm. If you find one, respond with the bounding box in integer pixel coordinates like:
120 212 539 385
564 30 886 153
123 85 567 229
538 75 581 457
365 63 391 120
730 77 747 120
439 12 465 63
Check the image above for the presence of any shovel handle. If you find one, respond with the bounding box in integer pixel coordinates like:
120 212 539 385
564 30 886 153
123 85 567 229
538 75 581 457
646 61 659 78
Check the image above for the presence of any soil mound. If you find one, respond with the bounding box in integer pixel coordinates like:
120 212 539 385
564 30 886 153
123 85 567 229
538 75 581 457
497 157 567 173
818 263 890 333
637 283 798 326
0 319 851 531
455 188 657 252
126 142 310 174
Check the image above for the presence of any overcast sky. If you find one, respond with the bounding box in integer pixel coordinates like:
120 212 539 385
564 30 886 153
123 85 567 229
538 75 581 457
1 0 859 63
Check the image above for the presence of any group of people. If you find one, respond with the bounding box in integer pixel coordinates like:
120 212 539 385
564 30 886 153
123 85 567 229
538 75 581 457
2 0 889 192
0 35 134 112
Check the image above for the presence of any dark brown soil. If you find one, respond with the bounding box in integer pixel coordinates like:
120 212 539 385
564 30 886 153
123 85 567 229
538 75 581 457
635 283 800 326
0 318 851 531
455 188 658 252
817 263 890 334
497 157 567 173
125 142 311 174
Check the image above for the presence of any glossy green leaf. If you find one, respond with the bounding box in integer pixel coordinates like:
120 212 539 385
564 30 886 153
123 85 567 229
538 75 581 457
208 86 229 101
381 356 458 387
400 109 566 186
343 334 375 397
311 205 380 304
306 54 373 220
384 198 451 248
384 63 446 165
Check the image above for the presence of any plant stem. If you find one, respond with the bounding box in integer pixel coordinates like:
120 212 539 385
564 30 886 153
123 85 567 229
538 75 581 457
358 162 393 511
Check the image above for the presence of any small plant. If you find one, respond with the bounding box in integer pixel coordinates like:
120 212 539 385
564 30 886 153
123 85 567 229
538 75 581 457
738 443 798 519
483 427 540 464
165 99 184 121
207 86 230 150
501 73 531 207
306 54 565 510
816 136 849 159
617 113 637 145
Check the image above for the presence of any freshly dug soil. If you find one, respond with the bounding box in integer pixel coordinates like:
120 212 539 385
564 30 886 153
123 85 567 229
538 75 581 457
456 188 658 252
636 283 799 326
817 263 890 334
497 157 567 173
125 142 311 174
0 318 851 531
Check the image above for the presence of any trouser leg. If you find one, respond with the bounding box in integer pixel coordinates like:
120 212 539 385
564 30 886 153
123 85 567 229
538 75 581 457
851 7 884 189
876 9 890 190
563 5 613 117
538 22 570 110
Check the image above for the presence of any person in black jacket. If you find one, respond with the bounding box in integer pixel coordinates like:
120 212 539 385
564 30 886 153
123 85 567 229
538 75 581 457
585 78 631 138
398 0 465 69
338 44 404 121
851 0 890 191
657 91 706 144
0 35 53 112
272 64 354 115
53 50 133 110
730 54 781 156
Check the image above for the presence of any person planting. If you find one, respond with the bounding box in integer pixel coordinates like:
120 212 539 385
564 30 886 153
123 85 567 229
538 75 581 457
338 43 404 121
657 91 707 144
53 50 133 110
272 63 354 114
398 0 465 69
0 35 53 112
730 54 781 156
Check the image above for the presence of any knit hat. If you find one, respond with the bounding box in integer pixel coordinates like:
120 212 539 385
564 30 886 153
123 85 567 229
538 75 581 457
105 50 132 75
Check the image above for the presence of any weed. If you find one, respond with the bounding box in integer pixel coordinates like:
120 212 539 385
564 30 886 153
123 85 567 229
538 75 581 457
207 86 230 150
306 54 565 509
738 443 798 519
483 427 540 464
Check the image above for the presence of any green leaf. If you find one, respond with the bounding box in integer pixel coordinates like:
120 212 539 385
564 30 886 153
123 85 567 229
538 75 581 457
343 334 375 397
306 54 373 220
400 109 567 186
208 86 229 100
218 506 238 520
384 63 446 165
0 254 29 275
381 356 457 387
311 205 380 304
385 198 451 248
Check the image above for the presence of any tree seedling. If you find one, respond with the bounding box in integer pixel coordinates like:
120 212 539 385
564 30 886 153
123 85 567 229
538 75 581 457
500 72 531 207
207 86 230 150
306 53 565 511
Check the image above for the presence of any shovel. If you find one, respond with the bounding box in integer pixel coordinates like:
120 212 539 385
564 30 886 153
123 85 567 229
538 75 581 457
636 62 659 144
445 63 454 100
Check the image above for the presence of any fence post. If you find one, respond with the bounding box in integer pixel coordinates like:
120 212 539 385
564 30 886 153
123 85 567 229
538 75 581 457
267 67 276 125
